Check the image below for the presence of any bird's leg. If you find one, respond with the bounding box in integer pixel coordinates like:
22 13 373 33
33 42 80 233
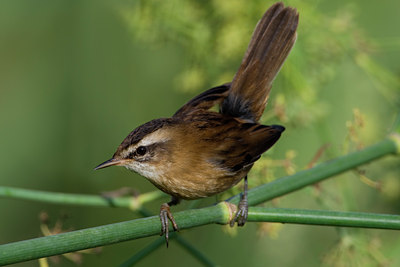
230 176 248 227
160 196 180 247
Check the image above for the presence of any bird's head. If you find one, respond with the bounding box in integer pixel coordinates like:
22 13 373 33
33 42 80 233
94 118 174 181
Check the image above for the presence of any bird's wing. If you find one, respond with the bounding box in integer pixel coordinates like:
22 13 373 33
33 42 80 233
173 83 230 119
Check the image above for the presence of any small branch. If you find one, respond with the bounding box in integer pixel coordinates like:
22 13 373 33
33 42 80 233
390 133 400 154
119 224 216 267
120 233 216 267
175 235 217 267
229 136 400 205
249 208 400 230
119 237 166 267
0 187 165 210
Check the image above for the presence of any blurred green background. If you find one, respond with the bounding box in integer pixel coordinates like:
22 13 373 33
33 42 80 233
1 0 400 266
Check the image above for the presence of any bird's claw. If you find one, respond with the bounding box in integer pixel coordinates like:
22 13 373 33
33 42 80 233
160 203 179 247
230 193 248 227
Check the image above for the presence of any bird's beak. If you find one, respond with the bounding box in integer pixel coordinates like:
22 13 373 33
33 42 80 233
94 158 125 170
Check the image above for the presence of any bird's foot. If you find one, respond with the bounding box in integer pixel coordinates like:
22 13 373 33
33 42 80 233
230 193 248 227
230 176 249 227
160 203 179 247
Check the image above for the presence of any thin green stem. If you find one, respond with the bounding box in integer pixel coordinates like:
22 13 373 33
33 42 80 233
229 137 399 205
175 235 217 267
249 208 400 229
119 233 217 267
0 187 165 210
119 236 166 267
391 110 400 133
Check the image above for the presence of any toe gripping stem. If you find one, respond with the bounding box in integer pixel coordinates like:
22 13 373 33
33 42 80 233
230 176 249 227
160 196 180 247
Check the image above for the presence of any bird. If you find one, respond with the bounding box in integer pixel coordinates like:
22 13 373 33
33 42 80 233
95 2 298 246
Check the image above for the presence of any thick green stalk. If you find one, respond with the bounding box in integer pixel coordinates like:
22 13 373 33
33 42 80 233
249 208 400 229
0 203 230 266
133 207 216 266
229 136 399 205
2 206 400 266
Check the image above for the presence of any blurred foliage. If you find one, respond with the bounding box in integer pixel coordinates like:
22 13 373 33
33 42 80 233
322 233 391 267
120 0 400 127
38 211 102 265
0 0 399 266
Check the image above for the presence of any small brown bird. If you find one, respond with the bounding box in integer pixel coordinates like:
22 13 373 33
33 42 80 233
95 2 298 245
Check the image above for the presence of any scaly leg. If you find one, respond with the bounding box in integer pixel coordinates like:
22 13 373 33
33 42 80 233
160 196 180 247
230 176 248 227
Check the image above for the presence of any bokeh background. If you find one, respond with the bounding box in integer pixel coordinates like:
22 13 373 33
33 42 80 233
1 0 400 266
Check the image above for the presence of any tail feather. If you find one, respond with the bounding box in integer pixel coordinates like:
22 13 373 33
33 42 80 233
221 2 298 122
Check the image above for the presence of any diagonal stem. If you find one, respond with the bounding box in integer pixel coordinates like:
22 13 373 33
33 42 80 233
119 236 166 267
228 136 400 206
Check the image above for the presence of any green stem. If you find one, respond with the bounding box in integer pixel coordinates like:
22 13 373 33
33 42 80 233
1 205 400 265
0 187 165 210
0 203 230 266
119 237 166 267
175 235 217 267
134 206 215 266
120 233 217 267
249 208 400 229
229 137 399 205
120 232 217 267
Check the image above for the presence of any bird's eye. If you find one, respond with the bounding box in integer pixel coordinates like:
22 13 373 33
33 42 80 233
136 146 147 156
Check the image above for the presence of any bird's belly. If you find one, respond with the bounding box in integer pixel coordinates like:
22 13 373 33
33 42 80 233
149 169 248 200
